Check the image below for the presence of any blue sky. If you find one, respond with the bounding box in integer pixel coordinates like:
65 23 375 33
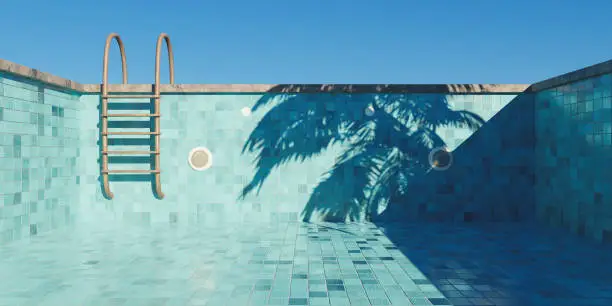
2 0 611 84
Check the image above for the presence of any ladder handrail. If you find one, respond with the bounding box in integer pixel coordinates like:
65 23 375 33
155 33 175 91
102 33 128 92
101 33 129 200
151 33 174 200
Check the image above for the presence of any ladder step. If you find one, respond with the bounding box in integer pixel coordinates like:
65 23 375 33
103 94 158 99
104 113 160 117
102 131 161 135
103 150 160 155
103 169 161 174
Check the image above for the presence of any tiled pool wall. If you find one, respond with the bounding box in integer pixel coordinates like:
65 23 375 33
0 73 80 243
535 72 612 243
75 92 517 228
381 92 536 223
2 58 612 245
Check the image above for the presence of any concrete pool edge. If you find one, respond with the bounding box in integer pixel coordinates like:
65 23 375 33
0 58 532 94
2 57 611 94
531 59 612 91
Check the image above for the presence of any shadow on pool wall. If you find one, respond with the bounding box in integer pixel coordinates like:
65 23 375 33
377 92 536 223
240 70 612 243
534 73 612 243
241 85 527 223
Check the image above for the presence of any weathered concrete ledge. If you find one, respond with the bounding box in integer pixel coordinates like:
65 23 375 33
531 59 612 91
0 59 85 92
81 83 530 94
1 58 529 94
4 57 611 94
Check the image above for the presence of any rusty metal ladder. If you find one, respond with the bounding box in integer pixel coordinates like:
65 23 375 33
100 33 174 199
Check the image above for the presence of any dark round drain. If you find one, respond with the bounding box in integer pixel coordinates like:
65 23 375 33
83 260 100 265
428 147 453 170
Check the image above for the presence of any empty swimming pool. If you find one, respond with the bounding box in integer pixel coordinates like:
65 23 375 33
2 36 612 306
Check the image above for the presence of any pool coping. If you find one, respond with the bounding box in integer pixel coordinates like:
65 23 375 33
531 59 612 91
0 58 528 94
1 58 611 94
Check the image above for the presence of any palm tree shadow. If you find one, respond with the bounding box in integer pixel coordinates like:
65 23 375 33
239 85 485 222
378 91 538 224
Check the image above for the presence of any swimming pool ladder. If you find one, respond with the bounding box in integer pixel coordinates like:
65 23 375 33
100 33 174 199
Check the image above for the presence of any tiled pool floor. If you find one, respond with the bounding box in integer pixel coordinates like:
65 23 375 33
0 222 611 306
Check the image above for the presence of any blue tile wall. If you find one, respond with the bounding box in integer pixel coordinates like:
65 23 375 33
535 73 612 243
0 74 80 244
76 93 517 227
380 93 536 222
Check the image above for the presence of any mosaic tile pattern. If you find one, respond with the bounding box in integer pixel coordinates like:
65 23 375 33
76 93 516 226
379 222 612 306
0 221 610 306
0 74 80 244
535 73 612 242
